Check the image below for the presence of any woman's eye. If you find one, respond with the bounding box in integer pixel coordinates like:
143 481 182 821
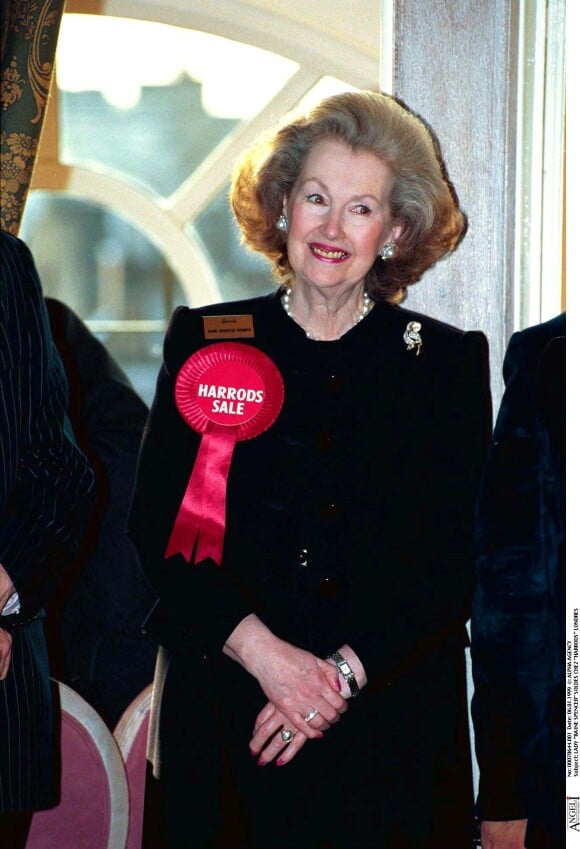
353 204 371 215
306 193 324 204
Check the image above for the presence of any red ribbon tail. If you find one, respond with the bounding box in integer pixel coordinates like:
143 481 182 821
164 437 210 562
164 425 236 566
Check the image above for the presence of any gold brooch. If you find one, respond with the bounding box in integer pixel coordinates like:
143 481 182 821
403 321 422 356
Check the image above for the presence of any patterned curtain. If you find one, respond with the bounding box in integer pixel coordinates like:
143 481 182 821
0 0 65 234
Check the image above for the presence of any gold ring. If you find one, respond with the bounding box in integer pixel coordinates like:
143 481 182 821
280 728 295 743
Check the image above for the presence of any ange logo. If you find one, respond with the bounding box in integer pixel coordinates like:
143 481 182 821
567 796 580 832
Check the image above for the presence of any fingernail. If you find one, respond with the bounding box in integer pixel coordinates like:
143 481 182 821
335 678 341 691
276 758 285 767
250 750 259 758
316 732 324 739
257 758 266 766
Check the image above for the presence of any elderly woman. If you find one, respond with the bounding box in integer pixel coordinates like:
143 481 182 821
128 91 491 848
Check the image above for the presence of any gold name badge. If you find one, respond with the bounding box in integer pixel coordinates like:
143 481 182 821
203 315 255 339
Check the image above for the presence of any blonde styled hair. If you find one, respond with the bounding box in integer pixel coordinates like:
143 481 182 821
230 90 465 303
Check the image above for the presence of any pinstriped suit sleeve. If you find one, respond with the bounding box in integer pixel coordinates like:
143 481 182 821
0 232 95 615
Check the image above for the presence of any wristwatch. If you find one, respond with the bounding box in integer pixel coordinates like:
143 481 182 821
328 650 360 698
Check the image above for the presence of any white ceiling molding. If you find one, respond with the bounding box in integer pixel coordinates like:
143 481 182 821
67 0 381 90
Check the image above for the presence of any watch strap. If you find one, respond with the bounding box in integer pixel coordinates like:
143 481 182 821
328 650 360 698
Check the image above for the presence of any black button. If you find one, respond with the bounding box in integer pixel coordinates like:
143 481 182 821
318 577 339 599
296 548 308 566
320 503 340 521
327 373 342 395
315 431 333 451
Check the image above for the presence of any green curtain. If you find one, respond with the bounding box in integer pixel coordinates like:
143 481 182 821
1 0 64 234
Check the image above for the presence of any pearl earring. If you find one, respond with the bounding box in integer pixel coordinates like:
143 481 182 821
276 214 288 233
379 242 397 260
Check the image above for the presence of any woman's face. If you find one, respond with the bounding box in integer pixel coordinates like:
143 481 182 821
284 138 401 297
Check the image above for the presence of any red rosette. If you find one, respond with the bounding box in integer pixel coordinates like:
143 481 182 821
165 342 284 565
174 342 284 437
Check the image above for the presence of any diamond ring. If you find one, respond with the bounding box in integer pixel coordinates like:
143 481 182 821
304 708 319 723
280 728 295 743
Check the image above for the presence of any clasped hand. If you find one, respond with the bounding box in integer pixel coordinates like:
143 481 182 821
224 615 349 767
249 647 348 766
480 819 528 849
0 563 15 679
0 628 13 680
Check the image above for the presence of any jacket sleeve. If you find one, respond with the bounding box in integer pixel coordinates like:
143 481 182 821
344 329 492 686
470 328 564 820
0 235 95 615
126 307 256 654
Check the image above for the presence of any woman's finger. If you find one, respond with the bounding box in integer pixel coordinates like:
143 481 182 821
253 700 277 733
256 725 309 766
297 704 331 733
250 704 325 757
304 692 347 726
289 702 337 739
318 658 350 713
300 705 331 732
251 703 329 756
249 710 285 757
288 677 349 736
274 729 311 767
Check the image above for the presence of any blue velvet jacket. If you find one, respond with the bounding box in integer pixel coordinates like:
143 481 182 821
471 313 565 846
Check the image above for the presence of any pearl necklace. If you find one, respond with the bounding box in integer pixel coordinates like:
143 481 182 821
281 288 372 340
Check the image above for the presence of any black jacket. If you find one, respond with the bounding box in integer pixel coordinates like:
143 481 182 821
0 232 94 813
128 291 491 848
